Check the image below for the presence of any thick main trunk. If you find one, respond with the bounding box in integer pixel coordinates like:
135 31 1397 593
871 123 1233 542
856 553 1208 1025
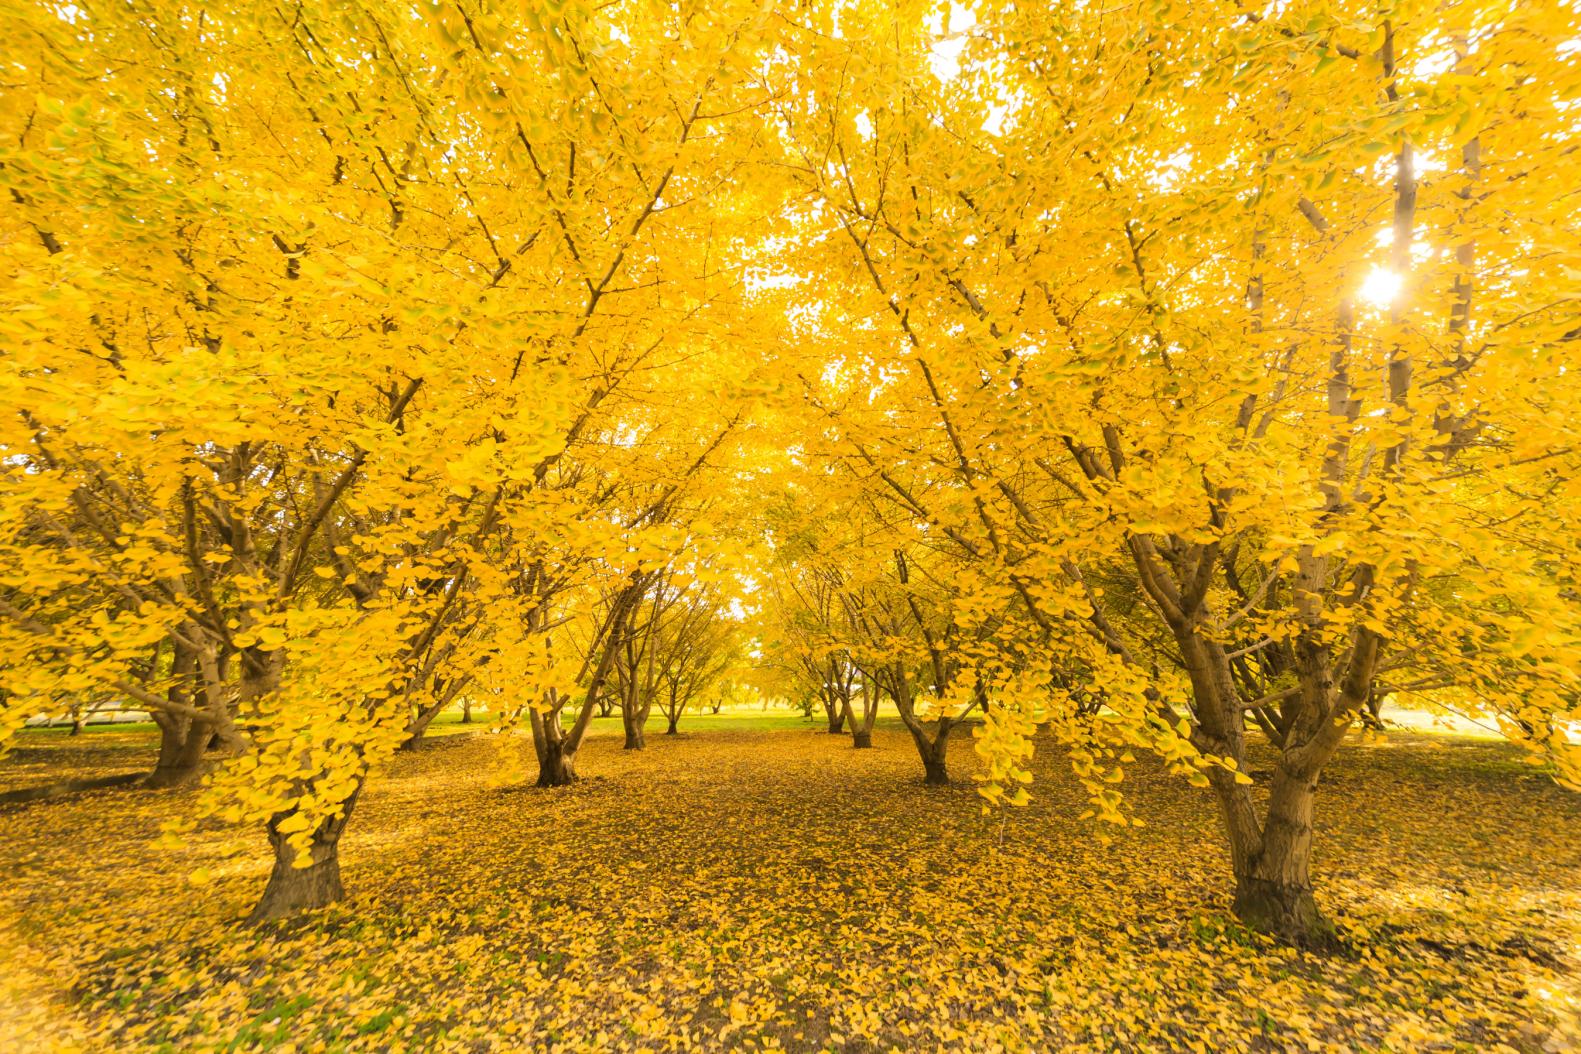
1233 874 1328 945
536 737 578 787
1222 765 1335 947
248 796 358 923
666 716 679 735
906 727 949 785
145 715 211 789
826 709 846 735
852 729 872 749
622 705 646 750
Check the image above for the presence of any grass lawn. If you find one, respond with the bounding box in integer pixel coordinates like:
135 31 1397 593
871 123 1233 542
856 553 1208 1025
1 718 1576 1052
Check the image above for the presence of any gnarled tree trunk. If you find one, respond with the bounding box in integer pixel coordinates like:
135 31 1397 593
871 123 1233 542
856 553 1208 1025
531 707 579 787
919 737 949 785
249 792 360 922
536 735 578 787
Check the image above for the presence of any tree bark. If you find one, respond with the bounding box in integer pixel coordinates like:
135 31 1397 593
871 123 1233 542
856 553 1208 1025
907 728 949 785
536 734 578 787
623 706 646 750
852 729 872 749
145 714 212 788
146 642 212 787
248 793 359 922
1225 763 1334 947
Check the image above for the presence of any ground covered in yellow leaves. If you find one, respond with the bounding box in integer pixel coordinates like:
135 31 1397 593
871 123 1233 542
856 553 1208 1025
2 718 1578 1053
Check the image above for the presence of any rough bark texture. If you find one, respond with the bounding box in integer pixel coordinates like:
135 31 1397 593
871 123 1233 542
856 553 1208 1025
905 724 950 784
852 730 872 749
1233 875 1330 946
536 737 578 787
248 797 358 923
1224 765 1336 947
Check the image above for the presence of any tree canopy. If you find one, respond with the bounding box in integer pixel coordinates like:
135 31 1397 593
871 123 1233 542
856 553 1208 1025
2 0 1578 954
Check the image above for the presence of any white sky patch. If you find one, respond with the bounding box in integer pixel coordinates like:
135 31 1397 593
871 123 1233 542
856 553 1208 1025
745 270 800 292
1410 36 1460 79
928 3 977 83
1145 149 1193 192
854 110 873 140
982 101 1007 136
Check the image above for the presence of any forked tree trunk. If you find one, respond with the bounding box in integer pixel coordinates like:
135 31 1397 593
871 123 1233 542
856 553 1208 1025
843 691 875 749
905 727 949 785
248 794 359 923
827 705 846 735
666 715 679 735
531 707 579 787
536 736 578 787
893 679 950 784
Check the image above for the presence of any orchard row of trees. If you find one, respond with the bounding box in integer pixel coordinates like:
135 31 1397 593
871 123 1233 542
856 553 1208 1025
3 0 1579 945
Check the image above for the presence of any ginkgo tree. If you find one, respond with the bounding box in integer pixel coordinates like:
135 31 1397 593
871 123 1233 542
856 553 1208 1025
2 0 1577 950
1 0 779 918
766 0 1581 943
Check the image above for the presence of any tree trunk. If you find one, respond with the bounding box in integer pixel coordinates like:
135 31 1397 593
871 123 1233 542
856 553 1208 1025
536 736 578 787
827 708 846 735
1226 765 1334 947
248 796 358 923
622 702 646 750
399 699 446 750
909 730 949 785
852 730 872 749
462 699 472 724
145 715 211 788
666 716 679 735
